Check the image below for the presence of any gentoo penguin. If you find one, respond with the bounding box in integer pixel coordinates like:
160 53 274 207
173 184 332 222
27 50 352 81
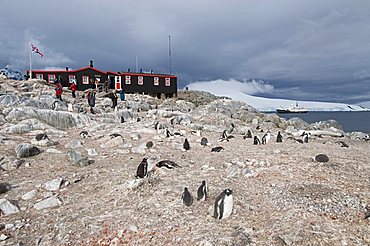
110 133 122 139
156 160 181 169
197 180 208 201
227 123 235 134
136 157 148 178
243 129 252 139
214 189 233 219
253 136 261 145
183 138 191 151
261 132 271 145
220 130 234 142
211 146 224 152
146 141 154 149
200 137 208 147
335 141 349 148
79 131 90 139
165 128 173 138
302 132 309 143
35 133 49 141
181 187 193 206
276 131 283 143
0 182 12 194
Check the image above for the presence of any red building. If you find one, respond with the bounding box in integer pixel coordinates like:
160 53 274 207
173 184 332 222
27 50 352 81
27 60 177 98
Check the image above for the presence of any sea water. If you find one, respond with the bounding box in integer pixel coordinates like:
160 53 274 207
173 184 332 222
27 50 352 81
267 111 370 133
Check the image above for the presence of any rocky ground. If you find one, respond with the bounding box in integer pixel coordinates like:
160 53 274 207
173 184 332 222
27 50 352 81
0 78 369 245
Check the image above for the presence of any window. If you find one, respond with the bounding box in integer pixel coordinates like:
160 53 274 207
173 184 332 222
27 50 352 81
165 78 171 86
48 74 56 83
82 76 89 84
154 77 159 86
36 74 43 80
125 75 131 84
138 76 144 85
69 75 76 84
115 76 121 90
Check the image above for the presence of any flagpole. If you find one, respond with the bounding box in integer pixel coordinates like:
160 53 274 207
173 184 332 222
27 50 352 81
169 35 172 75
29 41 32 80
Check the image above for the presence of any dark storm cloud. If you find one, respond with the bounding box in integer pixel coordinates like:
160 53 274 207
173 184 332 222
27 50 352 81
1 0 370 103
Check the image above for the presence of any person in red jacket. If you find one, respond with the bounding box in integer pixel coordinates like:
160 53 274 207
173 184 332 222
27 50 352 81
55 82 63 101
70 82 77 98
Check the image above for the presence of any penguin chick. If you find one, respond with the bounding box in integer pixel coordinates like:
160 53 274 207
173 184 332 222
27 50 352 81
182 187 193 206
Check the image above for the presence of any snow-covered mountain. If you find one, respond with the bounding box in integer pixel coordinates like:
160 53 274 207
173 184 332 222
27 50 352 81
0 65 23 80
186 79 369 112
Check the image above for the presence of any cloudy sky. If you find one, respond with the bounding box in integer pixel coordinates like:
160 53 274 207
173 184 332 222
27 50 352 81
1 0 370 105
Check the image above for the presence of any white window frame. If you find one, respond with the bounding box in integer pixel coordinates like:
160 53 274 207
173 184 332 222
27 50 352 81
125 75 131 85
36 73 43 80
165 78 171 86
82 75 89 84
48 74 56 83
154 77 159 86
69 75 76 83
138 76 144 85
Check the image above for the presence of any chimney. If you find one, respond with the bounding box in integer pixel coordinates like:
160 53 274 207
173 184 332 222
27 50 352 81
66 67 69 71
90 60 94 68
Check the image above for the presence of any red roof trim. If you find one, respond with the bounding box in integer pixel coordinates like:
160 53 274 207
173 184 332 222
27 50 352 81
120 72 177 79
27 67 177 78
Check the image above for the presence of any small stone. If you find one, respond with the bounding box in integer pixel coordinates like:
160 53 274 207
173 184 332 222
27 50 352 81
21 190 37 200
46 148 63 154
33 196 62 210
87 148 98 157
315 154 329 162
0 199 20 215
43 177 63 191
130 133 140 141
0 234 9 241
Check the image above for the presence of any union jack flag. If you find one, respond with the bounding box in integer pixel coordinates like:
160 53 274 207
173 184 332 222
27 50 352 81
31 44 44 58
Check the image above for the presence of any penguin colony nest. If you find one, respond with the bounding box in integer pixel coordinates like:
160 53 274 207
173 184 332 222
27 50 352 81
0 80 369 245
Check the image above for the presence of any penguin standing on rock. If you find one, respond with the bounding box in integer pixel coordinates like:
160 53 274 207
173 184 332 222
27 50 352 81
243 130 252 139
197 180 208 201
200 137 208 147
214 189 233 219
253 136 261 145
182 187 193 206
183 138 191 151
302 132 310 143
261 132 271 145
276 131 283 143
136 157 148 178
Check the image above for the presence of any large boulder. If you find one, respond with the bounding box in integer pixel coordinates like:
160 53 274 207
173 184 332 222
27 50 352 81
4 107 91 130
15 143 41 158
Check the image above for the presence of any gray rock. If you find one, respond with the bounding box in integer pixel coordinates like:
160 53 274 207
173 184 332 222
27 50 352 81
130 133 140 141
87 148 98 157
0 198 20 215
315 154 329 163
67 150 91 167
43 178 63 191
33 196 62 210
226 164 240 178
65 140 84 149
100 136 124 148
21 190 37 200
0 94 21 106
15 143 41 158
